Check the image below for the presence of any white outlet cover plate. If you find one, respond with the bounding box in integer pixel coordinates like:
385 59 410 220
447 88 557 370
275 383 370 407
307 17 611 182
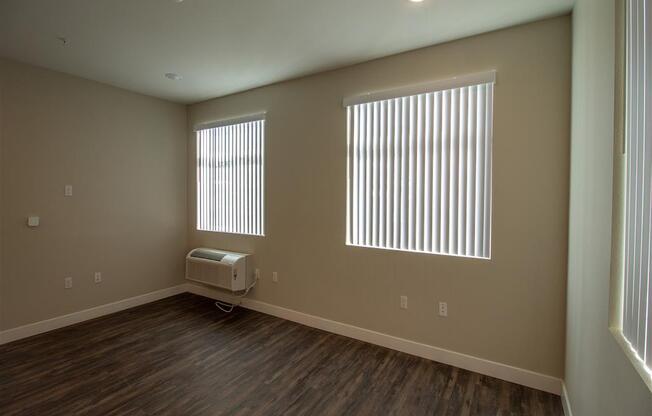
439 302 448 317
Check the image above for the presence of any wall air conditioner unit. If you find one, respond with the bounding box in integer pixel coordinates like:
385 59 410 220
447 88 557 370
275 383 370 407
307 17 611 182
186 248 252 292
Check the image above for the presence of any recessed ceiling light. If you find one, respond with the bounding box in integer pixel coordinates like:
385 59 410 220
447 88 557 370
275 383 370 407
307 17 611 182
165 73 183 81
409 0 424 2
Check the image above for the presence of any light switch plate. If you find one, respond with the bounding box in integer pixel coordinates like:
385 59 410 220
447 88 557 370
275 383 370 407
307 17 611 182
27 216 40 227
64 185 73 196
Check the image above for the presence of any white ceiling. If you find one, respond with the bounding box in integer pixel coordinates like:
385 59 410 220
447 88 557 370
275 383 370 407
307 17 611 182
0 0 574 104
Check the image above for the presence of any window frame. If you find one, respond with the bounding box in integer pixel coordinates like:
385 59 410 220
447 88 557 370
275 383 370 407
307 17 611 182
194 113 266 237
610 0 652 392
343 71 496 259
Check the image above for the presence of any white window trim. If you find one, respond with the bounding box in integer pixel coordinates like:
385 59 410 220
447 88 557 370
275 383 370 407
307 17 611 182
611 327 652 391
193 112 266 132
342 70 496 107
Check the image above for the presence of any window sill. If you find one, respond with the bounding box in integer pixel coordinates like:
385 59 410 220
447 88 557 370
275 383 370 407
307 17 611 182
609 327 652 392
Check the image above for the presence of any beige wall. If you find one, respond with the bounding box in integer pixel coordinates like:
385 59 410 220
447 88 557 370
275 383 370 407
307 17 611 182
0 59 187 330
0 62 4 329
188 16 571 378
564 0 652 414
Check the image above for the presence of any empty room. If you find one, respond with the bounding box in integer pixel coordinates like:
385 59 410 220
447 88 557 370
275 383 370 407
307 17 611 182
0 0 651 415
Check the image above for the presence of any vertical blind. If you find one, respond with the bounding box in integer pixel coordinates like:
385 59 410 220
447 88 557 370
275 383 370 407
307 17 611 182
345 73 494 258
623 0 652 370
196 117 265 236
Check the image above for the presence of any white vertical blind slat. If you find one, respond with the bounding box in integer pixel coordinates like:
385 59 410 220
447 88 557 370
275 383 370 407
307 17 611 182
238 123 242 232
484 84 494 258
393 99 401 248
255 122 260 234
347 107 352 244
475 85 486 257
441 90 450 254
384 101 392 248
259 121 263 233
359 105 366 244
633 0 650 352
365 103 372 246
645 0 652 368
424 93 432 252
372 102 380 247
225 125 232 232
432 92 441 254
624 0 633 343
400 98 409 250
379 101 387 246
626 0 637 346
352 106 359 244
466 86 477 257
249 122 255 235
198 131 203 230
210 128 214 232
242 125 246 234
449 88 458 254
219 127 225 231
458 87 467 255
416 95 425 252
408 96 416 251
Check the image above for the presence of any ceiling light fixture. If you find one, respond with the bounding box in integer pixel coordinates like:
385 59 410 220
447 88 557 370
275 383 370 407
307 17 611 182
409 0 424 2
165 72 183 81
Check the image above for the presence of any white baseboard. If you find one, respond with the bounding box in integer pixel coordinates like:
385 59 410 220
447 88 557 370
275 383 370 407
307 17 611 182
0 282 563 396
561 382 573 416
0 285 186 345
185 283 562 395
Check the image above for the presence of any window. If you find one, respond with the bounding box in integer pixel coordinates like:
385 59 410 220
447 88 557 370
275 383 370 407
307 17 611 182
623 0 652 372
195 114 265 236
345 72 495 259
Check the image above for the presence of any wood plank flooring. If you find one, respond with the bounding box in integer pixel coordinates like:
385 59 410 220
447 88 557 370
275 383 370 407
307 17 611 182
0 293 563 415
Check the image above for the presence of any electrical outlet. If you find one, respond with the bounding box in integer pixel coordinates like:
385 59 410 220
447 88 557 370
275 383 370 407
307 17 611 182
94 272 102 283
64 277 73 289
400 295 408 309
255 268 260 280
438 302 448 317
272 272 278 283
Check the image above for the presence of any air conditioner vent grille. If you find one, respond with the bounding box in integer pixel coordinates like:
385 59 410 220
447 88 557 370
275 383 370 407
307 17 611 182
190 249 226 262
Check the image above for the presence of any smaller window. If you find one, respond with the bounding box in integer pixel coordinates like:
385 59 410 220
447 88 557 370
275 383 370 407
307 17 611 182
195 115 265 236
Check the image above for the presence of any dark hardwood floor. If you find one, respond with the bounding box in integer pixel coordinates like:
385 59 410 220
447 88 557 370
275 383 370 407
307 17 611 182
0 293 562 415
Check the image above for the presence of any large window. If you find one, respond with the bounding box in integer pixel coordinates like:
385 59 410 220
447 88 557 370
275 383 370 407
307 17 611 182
623 0 652 372
195 115 265 236
345 72 495 259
